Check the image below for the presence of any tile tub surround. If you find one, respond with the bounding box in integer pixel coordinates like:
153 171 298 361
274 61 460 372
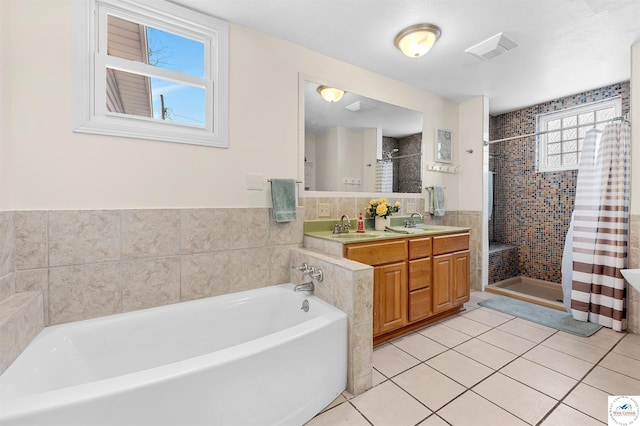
291 248 374 396
490 81 630 284
6 207 305 329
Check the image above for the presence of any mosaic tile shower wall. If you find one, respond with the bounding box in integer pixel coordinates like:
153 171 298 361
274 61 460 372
489 81 630 283
383 133 422 193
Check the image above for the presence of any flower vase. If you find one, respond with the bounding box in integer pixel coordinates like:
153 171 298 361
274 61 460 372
375 216 389 231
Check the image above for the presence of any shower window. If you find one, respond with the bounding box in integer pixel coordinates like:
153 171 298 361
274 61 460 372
537 97 621 172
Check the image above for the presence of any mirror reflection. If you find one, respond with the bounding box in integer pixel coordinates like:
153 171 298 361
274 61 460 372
304 80 423 193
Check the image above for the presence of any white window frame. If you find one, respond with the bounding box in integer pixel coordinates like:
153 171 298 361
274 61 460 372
537 98 621 172
72 0 229 148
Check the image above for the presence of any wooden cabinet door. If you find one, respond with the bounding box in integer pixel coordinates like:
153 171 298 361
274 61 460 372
453 250 470 305
374 262 407 336
432 253 454 314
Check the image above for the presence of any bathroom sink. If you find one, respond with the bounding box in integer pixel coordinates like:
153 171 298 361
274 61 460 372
621 269 640 292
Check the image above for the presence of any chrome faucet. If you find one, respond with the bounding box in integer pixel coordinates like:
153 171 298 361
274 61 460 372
404 212 424 228
294 282 315 292
333 214 351 234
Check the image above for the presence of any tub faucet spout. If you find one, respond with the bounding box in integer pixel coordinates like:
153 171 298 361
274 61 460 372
294 282 315 293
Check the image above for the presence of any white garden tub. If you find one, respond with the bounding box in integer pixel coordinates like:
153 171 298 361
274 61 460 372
0 284 347 425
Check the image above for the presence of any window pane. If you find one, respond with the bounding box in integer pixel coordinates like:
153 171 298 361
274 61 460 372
547 119 561 130
548 155 561 167
596 107 614 122
562 152 577 166
106 68 152 117
547 142 561 155
563 140 577 152
578 112 594 125
578 126 592 138
151 78 205 126
562 115 577 127
107 15 205 78
548 131 561 143
106 68 205 126
562 128 577 140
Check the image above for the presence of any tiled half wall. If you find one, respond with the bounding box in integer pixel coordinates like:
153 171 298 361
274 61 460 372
7 208 305 327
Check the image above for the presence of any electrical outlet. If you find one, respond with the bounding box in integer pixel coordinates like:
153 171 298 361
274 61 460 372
318 203 331 217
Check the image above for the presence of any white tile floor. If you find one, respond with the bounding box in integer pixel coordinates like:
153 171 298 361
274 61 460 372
306 291 640 426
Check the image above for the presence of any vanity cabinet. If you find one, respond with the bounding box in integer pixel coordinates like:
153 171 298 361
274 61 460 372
432 233 470 314
344 240 408 337
344 231 470 344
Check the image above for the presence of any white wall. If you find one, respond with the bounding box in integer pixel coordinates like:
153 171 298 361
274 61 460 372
457 97 487 212
0 0 10 209
1 0 459 211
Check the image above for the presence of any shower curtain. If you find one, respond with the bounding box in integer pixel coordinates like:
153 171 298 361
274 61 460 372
570 121 630 331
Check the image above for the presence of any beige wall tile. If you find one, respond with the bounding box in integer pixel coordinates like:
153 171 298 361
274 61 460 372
336 198 357 220
227 208 269 249
269 244 299 284
181 252 231 300
228 248 270 292
49 210 120 266
0 291 43 375
268 207 305 246
15 269 48 324
15 211 47 270
121 209 180 260
122 257 181 312
181 209 230 254
49 263 122 325
300 197 318 221
0 211 14 277
0 272 15 304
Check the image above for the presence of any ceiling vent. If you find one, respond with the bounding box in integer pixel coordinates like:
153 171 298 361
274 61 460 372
465 32 518 61
345 100 373 112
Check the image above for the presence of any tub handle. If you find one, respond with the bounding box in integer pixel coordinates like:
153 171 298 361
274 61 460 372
292 263 310 273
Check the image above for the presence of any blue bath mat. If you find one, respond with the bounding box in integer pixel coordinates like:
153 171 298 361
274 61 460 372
478 296 602 337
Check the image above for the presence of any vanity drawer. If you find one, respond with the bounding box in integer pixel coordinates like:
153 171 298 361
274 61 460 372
409 287 433 322
345 240 407 266
409 257 431 291
433 233 470 255
409 237 432 259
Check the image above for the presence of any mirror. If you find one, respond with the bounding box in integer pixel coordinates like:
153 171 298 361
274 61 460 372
303 80 423 193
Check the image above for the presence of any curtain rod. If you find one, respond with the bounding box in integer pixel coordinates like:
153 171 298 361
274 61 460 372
485 114 629 145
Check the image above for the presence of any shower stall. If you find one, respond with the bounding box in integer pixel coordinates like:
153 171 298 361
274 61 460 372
483 82 631 310
486 150 565 310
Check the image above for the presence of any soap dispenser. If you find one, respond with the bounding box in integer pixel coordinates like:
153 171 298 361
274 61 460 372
357 212 365 233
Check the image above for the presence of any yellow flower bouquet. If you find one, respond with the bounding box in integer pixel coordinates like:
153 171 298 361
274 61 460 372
366 198 401 218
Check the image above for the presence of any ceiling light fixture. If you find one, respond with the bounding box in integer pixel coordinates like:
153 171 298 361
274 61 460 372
317 86 345 102
394 23 441 58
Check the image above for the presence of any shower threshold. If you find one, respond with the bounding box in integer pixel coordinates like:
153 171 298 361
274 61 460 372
486 276 566 312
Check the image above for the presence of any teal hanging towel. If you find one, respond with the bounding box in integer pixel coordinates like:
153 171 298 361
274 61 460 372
270 179 297 222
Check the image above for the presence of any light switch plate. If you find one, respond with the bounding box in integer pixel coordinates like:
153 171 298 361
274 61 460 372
318 203 331 217
246 174 264 190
